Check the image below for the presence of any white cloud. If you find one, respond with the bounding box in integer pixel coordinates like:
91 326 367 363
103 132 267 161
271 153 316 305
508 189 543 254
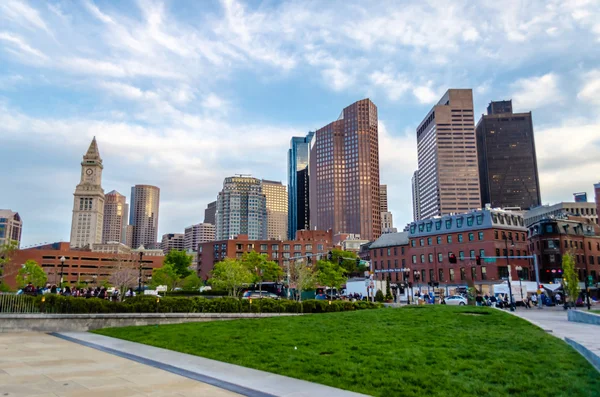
511 73 562 110
0 31 48 60
369 70 411 101
462 27 480 42
0 0 52 34
201 93 227 111
83 0 115 25
577 69 600 105
412 83 440 105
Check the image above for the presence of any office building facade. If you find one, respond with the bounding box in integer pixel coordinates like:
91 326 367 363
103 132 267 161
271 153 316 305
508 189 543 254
411 170 420 221
129 185 160 249
215 176 267 240
309 99 381 241
184 223 216 251
70 137 105 249
160 233 185 254
102 190 128 244
595 183 600 224
524 202 598 226
476 100 541 210
380 184 388 212
261 180 288 240
0 210 22 248
204 201 216 225
416 89 480 219
288 132 314 238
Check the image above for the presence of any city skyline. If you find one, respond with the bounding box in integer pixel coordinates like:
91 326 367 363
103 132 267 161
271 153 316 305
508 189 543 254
1 1 599 246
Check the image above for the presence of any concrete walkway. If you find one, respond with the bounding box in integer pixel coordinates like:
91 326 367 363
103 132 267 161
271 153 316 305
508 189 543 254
0 332 240 397
510 307 600 371
55 332 370 397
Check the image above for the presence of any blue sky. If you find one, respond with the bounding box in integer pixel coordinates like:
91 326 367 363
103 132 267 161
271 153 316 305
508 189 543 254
1 0 599 247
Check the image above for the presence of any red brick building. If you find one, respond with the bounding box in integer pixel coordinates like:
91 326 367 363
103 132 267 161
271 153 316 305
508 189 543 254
527 217 600 284
368 209 531 293
4 242 164 289
197 230 334 279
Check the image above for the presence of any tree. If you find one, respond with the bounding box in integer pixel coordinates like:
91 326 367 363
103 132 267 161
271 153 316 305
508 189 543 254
241 251 283 296
375 289 384 302
109 258 138 300
330 249 362 275
209 258 253 297
151 263 180 292
316 259 346 299
164 250 193 279
385 275 393 301
182 272 203 290
289 260 318 302
16 260 47 288
0 240 18 289
562 252 579 309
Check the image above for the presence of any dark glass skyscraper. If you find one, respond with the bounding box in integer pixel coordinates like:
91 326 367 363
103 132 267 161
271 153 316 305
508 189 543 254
476 100 541 210
288 132 314 239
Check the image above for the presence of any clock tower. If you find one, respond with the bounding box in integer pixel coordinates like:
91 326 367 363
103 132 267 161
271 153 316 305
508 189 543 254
69 137 105 249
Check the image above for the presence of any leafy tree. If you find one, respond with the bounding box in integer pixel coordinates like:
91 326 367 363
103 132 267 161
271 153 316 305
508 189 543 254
330 249 362 275
182 272 203 290
151 263 181 292
316 259 346 299
562 253 579 308
16 260 47 287
289 260 318 302
208 258 253 297
375 289 384 302
385 275 393 301
0 240 18 289
164 250 193 279
241 251 283 296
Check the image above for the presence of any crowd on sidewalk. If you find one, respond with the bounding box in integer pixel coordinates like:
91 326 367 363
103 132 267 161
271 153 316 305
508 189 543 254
19 282 138 301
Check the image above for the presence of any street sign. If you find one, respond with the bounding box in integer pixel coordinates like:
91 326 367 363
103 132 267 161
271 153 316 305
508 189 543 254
588 275 594 287
484 258 496 263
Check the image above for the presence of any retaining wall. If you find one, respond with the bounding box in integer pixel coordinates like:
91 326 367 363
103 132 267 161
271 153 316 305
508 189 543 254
567 310 600 326
0 313 299 333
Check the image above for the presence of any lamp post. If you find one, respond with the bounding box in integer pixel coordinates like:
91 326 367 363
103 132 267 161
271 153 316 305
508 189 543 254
515 265 524 305
413 270 421 302
401 268 410 304
503 235 515 311
59 256 66 287
138 251 144 294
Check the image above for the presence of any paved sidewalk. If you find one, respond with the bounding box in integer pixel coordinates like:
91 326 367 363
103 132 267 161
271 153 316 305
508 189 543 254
57 332 370 397
510 307 600 370
0 332 240 397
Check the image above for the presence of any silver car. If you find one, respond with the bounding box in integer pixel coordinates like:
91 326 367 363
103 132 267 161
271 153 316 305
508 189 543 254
445 295 467 306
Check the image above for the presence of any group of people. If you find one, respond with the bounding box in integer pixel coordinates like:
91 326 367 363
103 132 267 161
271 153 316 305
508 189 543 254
20 282 138 301
475 293 541 309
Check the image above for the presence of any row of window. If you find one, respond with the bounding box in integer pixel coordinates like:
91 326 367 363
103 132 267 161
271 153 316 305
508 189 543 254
215 243 325 252
377 266 532 283
410 232 485 247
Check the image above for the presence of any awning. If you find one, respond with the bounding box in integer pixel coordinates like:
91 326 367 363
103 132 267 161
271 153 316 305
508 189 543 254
542 283 562 292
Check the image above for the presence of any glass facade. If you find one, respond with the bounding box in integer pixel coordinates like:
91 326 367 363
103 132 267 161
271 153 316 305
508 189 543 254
287 132 314 239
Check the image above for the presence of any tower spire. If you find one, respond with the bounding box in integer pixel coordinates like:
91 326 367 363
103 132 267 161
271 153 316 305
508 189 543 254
84 136 101 161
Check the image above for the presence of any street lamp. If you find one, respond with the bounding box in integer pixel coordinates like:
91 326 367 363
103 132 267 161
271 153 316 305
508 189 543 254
413 270 421 301
515 265 524 305
138 251 144 294
59 256 66 286
401 268 410 304
503 235 515 311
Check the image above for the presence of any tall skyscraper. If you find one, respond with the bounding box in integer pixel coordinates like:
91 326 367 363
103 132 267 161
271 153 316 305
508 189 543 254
416 89 480 219
411 170 421 221
288 132 314 239
261 180 288 240
184 223 216 251
102 190 128 244
216 176 267 240
204 201 216 225
70 137 105 248
380 184 388 212
309 99 381 241
476 100 541 210
0 210 22 248
129 185 160 249
595 183 600 225
160 233 184 254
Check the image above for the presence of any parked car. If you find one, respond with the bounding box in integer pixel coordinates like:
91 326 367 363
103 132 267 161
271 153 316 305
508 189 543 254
445 295 467 306
242 291 280 300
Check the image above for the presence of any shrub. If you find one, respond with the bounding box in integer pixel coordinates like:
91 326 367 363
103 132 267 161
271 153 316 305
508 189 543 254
375 290 384 303
31 295 380 314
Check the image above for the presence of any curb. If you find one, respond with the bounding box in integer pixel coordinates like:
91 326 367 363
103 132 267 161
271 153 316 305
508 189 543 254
565 337 600 373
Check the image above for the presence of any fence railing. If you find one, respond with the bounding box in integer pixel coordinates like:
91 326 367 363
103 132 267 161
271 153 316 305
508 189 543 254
0 294 39 313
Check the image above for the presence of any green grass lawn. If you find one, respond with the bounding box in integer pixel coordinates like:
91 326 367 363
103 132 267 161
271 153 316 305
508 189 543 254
591 310 600 315
94 306 600 397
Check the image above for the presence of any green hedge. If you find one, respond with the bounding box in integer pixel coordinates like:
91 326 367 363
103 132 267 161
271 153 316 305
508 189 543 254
33 295 381 314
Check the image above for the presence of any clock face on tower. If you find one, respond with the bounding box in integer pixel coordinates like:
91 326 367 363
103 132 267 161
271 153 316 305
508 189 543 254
86 168 93 175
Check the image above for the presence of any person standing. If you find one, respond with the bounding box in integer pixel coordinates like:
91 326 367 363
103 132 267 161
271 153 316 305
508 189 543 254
531 293 537 307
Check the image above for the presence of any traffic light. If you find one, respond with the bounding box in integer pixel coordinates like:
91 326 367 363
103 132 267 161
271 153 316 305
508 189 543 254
476 255 481 266
448 253 457 264
327 251 333 261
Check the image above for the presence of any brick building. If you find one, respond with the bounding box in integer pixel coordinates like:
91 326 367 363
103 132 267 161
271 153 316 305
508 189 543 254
197 230 334 280
527 217 600 284
5 242 164 289
368 209 530 293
